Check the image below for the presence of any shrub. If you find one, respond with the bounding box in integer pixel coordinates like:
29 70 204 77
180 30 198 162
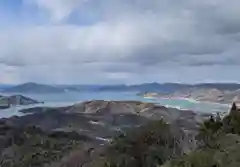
197 116 223 148
105 120 184 167
170 150 219 167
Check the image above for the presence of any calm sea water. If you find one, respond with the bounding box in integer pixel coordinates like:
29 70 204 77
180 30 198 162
0 91 230 118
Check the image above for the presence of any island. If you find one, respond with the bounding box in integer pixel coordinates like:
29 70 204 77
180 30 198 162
138 88 240 104
0 95 42 109
2 82 65 93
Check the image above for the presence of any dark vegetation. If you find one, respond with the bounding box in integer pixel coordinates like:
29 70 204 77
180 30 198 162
101 102 240 167
168 102 240 167
104 120 185 167
1 102 240 167
0 122 92 167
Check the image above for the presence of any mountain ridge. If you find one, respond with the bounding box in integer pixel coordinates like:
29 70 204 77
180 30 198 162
2 82 240 94
2 82 65 93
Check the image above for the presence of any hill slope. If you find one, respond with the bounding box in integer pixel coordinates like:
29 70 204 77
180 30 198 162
0 100 204 167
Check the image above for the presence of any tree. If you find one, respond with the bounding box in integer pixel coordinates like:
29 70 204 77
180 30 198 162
230 102 238 114
197 116 223 148
105 120 184 167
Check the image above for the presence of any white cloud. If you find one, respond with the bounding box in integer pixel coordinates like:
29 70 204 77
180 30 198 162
24 0 86 22
1 0 240 84
0 23 137 65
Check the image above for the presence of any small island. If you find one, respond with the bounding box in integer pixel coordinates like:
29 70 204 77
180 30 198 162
0 95 42 109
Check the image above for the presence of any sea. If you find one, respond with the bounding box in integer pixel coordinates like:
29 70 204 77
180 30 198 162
0 91 230 118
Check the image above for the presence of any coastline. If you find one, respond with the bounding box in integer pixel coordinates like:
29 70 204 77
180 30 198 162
142 95 230 106
142 95 231 112
0 90 231 119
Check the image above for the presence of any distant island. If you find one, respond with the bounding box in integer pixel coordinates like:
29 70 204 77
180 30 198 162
96 83 240 92
138 88 240 104
0 95 41 109
2 82 65 94
2 82 240 96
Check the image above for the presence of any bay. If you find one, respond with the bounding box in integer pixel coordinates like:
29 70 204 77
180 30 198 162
0 91 230 118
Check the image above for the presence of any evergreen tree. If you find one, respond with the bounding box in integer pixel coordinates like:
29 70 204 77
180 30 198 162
230 102 238 114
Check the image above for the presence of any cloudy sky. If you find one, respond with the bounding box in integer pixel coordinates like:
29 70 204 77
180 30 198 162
0 0 240 84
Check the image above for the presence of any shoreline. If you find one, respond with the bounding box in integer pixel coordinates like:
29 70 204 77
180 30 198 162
142 95 231 107
0 95 230 119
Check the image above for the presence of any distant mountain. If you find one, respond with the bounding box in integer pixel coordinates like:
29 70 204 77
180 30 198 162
55 84 105 92
97 83 191 93
2 82 65 93
193 83 240 91
47 83 186 93
97 84 129 91
2 82 240 94
97 83 240 93
0 84 15 91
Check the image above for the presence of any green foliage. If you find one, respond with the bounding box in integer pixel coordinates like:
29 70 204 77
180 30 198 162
230 102 237 113
169 134 240 167
105 120 183 167
0 125 84 167
170 150 219 167
196 104 240 148
222 109 240 134
197 116 223 148
169 103 240 167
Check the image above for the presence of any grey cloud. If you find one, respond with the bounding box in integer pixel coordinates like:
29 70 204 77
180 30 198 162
1 0 240 83
184 58 240 67
190 1 240 35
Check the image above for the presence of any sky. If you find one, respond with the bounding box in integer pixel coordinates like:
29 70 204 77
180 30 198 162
0 0 240 84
